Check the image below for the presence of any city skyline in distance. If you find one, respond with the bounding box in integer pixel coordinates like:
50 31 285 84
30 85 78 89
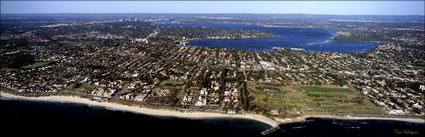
1 1 424 15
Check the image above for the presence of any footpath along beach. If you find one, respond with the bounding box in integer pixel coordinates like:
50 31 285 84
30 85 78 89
1 92 424 129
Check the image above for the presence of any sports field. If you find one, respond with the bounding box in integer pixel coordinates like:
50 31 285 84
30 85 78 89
249 83 381 114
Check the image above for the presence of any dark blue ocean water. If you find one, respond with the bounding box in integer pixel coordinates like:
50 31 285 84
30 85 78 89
269 118 424 137
1 98 423 137
0 98 269 136
159 23 380 52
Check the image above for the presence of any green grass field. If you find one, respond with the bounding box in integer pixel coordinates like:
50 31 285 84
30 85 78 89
22 62 49 69
300 86 352 92
72 84 98 93
298 85 379 113
159 80 184 89
249 83 381 115
248 82 309 109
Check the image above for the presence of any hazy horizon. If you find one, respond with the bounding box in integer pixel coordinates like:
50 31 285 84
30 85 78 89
1 1 424 16
1 13 425 16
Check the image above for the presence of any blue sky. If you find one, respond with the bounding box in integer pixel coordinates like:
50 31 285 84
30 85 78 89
1 1 424 15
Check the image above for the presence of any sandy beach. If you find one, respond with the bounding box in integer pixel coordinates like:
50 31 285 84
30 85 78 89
2 92 424 127
0 92 278 127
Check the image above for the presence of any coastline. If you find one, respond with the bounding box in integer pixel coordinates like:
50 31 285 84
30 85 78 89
0 92 278 127
275 114 425 125
1 92 424 127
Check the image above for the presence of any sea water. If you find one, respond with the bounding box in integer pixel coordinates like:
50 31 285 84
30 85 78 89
1 98 423 137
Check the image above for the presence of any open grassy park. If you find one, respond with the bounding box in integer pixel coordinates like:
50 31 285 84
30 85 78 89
248 82 381 115
159 80 185 89
248 82 309 109
21 62 50 69
299 85 352 92
298 85 379 113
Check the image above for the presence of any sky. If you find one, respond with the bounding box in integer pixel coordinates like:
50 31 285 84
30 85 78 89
1 1 424 15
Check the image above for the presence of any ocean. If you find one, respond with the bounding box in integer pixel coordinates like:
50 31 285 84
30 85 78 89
159 23 380 52
1 98 423 137
0 98 269 136
269 117 424 137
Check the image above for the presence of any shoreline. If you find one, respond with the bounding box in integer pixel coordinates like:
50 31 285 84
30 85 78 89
0 92 278 127
275 114 425 125
1 92 424 127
